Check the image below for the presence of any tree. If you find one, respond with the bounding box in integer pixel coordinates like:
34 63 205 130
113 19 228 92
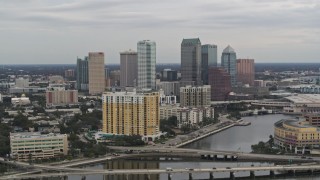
268 135 274 147
181 124 190 134
167 116 177 127
12 113 33 130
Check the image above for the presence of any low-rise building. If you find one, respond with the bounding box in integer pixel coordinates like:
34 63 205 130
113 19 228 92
11 94 31 106
283 94 320 114
177 107 214 128
274 119 320 154
159 105 180 120
304 114 320 126
10 132 68 161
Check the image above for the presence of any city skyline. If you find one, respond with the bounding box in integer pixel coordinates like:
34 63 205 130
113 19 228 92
0 0 319 64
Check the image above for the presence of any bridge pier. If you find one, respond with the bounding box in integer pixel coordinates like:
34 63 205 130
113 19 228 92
214 155 217 160
189 173 193 180
230 172 235 180
224 155 228 160
288 170 295 176
60 176 67 180
270 170 275 178
250 171 255 179
308 170 314 175
81 176 86 180
168 173 172 180
209 172 214 180
145 174 151 180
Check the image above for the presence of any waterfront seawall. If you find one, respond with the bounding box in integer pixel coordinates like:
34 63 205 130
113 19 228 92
176 122 236 148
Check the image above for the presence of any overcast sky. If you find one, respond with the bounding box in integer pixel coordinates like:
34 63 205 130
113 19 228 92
0 0 319 64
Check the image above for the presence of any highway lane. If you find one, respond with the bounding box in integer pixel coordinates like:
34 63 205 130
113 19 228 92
2 164 320 180
109 146 319 162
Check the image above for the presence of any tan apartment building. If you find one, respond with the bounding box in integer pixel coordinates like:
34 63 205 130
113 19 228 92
102 90 160 141
10 132 68 161
180 85 211 107
46 89 78 106
88 52 105 94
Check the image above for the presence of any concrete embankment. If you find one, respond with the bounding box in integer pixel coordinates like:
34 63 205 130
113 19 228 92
176 123 236 148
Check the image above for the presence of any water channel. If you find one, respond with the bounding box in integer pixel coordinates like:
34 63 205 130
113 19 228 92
66 114 318 180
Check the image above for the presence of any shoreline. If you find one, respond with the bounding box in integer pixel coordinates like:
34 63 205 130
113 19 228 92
176 120 239 148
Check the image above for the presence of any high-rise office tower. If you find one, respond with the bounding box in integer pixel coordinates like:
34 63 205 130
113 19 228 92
201 44 218 85
237 59 255 86
76 57 88 91
208 67 232 101
88 52 105 94
120 50 138 88
181 38 202 86
102 91 160 141
221 45 237 87
137 40 156 90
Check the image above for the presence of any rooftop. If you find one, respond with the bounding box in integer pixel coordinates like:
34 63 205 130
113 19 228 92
223 45 235 53
10 132 66 140
181 38 201 45
285 94 320 104
275 119 319 131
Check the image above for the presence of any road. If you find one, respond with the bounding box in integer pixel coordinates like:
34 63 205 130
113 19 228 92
2 164 320 180
109 146 319 162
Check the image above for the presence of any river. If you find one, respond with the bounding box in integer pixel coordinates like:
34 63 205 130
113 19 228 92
66 114 318 180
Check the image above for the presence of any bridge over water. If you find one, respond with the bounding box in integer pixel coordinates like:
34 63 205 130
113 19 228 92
2 164 320 180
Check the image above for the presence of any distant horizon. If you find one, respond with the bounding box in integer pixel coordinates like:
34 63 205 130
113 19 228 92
1 62 320 66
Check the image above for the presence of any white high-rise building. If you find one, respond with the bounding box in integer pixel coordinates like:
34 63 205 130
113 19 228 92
137 40 156 90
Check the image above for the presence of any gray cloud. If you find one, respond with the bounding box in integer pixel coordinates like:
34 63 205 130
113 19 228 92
0 0 319 64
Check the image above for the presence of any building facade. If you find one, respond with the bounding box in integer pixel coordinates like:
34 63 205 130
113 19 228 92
177 107 214 128
237 59 255 86
10 132 68 161
64 69 75 79
102 90 160 141
208 67 232 101
274 119 320 154
180 85 211 107
88 52 105 94
221 45 237 87
305 114 320 126
46 89 78 106
159 105 180 120
137 40 156 90
161 69 178 81
159 89 177 105
120 50 138 88
201 44 217 85
181 38 202 86
157 81 180 96
283 94 320 114
76 57 89 91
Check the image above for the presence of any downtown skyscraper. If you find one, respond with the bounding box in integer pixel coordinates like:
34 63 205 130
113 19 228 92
180 38 202 86
137 40 156 90
221 45 237 87
88 52 105 94
237 59 255 86
76 56 88 91
201 44 218 85
120 50 138 88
